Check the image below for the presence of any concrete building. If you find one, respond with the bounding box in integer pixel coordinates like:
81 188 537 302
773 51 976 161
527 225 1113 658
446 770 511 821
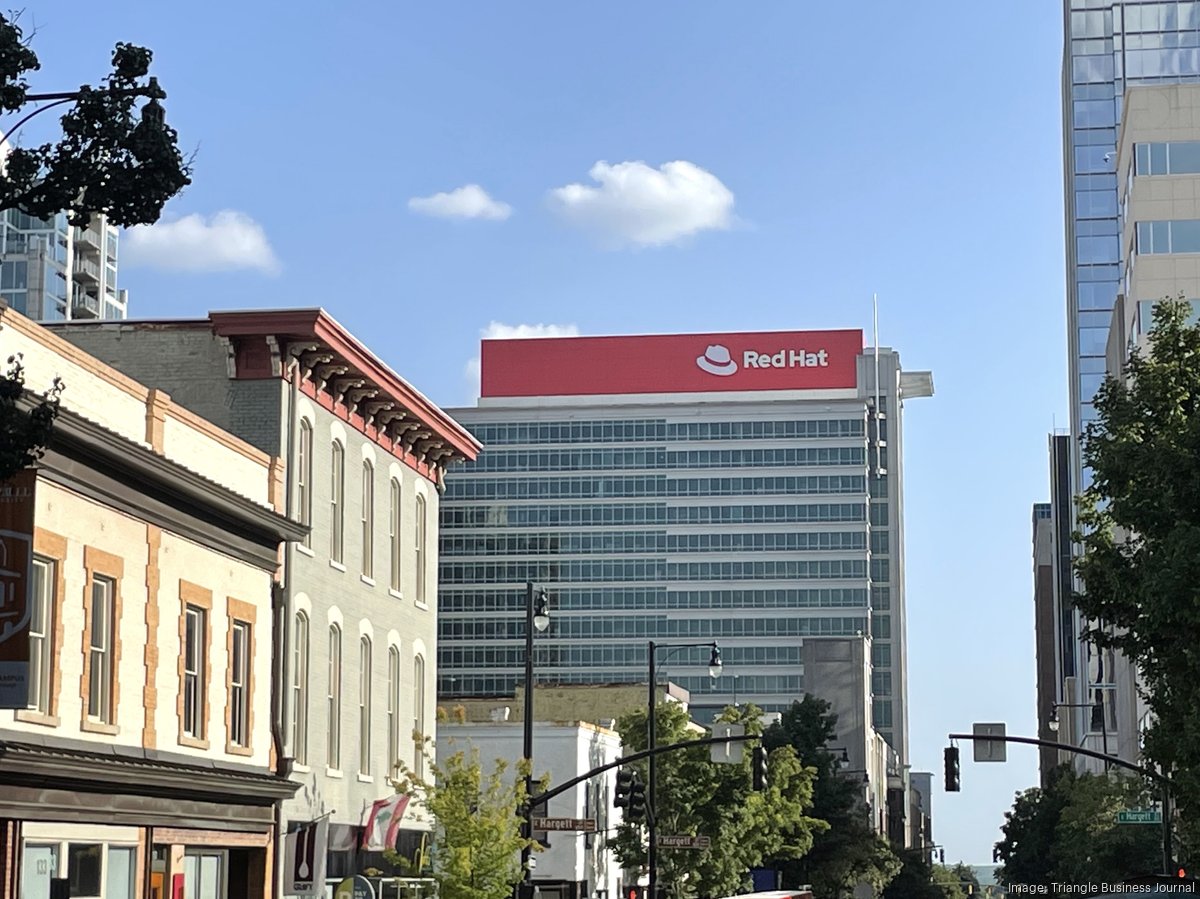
436 720 623 899
442 681 693 729
47 309 481 890
1032 503 1062 785
438 328 932 765
0 305 304 898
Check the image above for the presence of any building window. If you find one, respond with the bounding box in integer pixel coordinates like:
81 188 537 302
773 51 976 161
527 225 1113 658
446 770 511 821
389 479 402 592
229 621 251 748
292 612 310 764
1136 220 1200 255
413 654 426 780
27 557 53 715
328 624 342 769
362 461 374 578
330 441 345 563
359 636 372 776
182 605 206 739
415 494 427 603
298 420 313 546
87 576 115 724
387 646 400 778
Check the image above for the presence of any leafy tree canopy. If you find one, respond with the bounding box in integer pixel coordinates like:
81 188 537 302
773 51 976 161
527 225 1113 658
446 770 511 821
1075 296 1200 850
0 354 61 481
609 702 825 899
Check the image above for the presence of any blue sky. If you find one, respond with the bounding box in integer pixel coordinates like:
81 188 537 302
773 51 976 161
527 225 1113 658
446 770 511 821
29 1 1067 864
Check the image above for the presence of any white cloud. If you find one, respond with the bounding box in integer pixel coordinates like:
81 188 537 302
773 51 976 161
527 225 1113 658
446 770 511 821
122 210 281 275
549 160 734 247
408 184 512 221
464 321 580 400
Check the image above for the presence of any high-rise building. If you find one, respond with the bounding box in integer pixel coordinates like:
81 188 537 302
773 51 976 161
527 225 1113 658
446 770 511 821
0 209 126 321
437 328 932 762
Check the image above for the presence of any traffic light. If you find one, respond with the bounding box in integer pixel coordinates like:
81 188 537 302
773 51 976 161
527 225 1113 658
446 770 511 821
752 745 769 791
614 768 633 808
944 746 961 792
628 772 647 822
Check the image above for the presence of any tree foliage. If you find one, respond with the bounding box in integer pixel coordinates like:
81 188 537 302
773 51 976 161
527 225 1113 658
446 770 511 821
994 766 1160 887
392 740 540 899
0 354 62 481
0 12 190 227
609 702 825 899
1074 296 1200 849
762 696 901 897
882 853 958 899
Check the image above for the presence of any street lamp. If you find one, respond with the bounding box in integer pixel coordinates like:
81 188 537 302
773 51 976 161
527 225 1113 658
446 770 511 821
521 582 552 891
829 746 851 768
647 640 722 899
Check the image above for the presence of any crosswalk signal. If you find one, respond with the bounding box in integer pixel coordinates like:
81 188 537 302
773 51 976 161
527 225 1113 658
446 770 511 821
614 768 634 809
628 773 647 821
944 746 961 792
752 745 769 791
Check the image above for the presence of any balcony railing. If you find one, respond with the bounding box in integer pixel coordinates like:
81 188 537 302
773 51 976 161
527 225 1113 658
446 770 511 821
70 293 100 319
74 228 102 251
72 257 100 282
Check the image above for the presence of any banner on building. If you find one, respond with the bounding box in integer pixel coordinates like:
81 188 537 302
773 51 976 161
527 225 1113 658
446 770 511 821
0 469 35 710
361 794 410 851
283 817 329 897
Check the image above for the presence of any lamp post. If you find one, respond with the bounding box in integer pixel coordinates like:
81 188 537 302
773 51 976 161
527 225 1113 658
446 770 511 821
521 582 551 891
647 640 722 899
1048 699 1109 770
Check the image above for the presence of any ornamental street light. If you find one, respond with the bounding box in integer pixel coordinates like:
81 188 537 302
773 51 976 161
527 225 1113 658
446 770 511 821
520 582 551 891
647 641 721 899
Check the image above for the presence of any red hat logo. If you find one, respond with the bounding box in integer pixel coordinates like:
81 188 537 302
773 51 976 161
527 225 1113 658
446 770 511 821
696 344 737 376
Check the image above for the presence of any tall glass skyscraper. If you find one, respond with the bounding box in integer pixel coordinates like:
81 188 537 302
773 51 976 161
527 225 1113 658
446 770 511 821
1063 0 1200 486
437 329 932 762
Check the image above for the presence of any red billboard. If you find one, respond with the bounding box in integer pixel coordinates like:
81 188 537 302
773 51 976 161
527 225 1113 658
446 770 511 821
481 329 863 398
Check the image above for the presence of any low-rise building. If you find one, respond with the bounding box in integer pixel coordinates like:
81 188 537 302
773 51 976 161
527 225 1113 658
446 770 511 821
0 304 304 898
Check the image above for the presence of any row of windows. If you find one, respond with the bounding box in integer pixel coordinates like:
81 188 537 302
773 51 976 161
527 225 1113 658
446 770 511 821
439 614 869 641
290 612 427 780
441 502 869 529
439 558 870 584
466 446 866 473
440 643 804 669
439 672 805 697
467 418 867 446
445 475 867 501
438 586 870 612
297 422 429 600
439 529 870 557
1135 140 1200 175
1135 219 1200 255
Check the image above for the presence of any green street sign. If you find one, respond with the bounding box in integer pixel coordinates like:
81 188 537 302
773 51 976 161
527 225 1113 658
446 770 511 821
1116 809 1162 825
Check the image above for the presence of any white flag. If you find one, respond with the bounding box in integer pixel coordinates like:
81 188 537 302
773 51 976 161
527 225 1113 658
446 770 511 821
361 794 411 851
283 818 328 897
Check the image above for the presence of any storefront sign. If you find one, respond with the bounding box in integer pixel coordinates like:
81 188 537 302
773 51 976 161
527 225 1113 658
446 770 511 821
481 329 863 397
0 468 35 709
334 876 376 899
284 817 329 896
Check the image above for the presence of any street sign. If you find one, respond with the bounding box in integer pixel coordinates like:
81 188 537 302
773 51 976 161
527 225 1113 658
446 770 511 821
657 835 711 849
334 876 375 899
710 724 745 763
532 817 597 832
1117 809 1163 825
973 723 1007 762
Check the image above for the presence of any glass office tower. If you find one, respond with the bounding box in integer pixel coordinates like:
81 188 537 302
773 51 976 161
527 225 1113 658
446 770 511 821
437 329 932 762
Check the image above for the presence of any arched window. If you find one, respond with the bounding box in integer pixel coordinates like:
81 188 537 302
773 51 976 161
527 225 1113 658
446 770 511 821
297 420 313 546
359 636 372 776
361 460 375 578
387 646 401 778
330 442 345 563
292 612 310 764
413 654 426 780
414 494 427 603
389 479 402 592
327 624 342 769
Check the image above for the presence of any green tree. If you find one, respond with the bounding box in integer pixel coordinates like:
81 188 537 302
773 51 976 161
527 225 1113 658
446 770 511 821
609 702 825 899
392 740 540 899
883 852 955 899
1074 295 1200 852
949 862 981 896
762 697 901 898
0 354 62 481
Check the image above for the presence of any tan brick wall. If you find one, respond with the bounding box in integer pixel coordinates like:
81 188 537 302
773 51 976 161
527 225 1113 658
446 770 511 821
142 525 162 748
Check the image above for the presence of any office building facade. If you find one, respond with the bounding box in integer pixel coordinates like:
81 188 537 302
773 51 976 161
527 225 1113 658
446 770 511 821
438 329 932 761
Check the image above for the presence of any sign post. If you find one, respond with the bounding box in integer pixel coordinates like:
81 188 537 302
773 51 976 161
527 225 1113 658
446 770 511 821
657 835 711 850
972 723 1007 762
710 724 745 764
1117 810 1163 825
531 817 596 832
0 469 36 710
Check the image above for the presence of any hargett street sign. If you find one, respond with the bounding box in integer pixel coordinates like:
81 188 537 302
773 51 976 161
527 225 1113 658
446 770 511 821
1117 809 1163 825
657 835 711 850
532 817 597 832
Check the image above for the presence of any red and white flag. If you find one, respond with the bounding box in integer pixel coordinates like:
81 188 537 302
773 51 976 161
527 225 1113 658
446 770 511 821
361 794 410 851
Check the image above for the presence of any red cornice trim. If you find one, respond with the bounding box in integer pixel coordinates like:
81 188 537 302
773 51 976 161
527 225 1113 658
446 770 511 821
208 309 481 461
303 381 436 480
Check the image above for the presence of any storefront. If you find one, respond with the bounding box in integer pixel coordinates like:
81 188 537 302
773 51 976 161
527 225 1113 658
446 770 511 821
0 739 298 899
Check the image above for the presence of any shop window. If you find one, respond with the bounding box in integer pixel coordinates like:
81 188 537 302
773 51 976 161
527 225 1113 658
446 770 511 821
68 843 102 896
